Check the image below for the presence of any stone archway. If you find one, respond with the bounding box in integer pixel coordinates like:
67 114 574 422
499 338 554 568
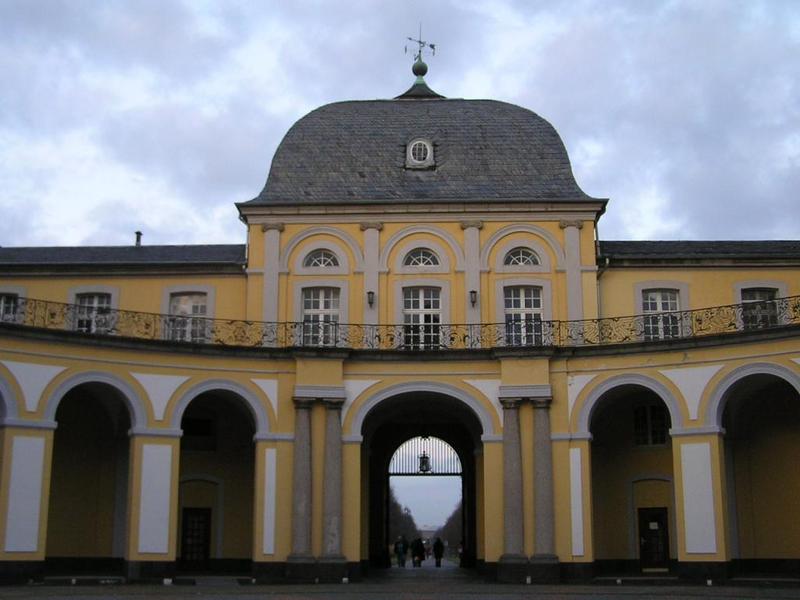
358 389 485 572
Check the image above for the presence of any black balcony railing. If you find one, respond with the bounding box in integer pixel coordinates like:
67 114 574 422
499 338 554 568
1 295 799 351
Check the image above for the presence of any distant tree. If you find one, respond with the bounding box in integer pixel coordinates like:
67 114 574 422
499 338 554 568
388 485 421 542
434 501 462 554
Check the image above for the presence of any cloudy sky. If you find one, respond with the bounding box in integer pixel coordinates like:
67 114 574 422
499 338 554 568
1 0 798 249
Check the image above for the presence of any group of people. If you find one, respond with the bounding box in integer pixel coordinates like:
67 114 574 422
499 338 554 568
393 535 445 568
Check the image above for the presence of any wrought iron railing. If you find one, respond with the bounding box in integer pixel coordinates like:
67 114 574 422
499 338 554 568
1 295 799 351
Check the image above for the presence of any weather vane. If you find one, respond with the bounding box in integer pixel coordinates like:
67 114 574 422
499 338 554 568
405 23 436 62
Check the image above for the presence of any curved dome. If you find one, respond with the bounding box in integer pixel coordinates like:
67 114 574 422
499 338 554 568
245 98 599 206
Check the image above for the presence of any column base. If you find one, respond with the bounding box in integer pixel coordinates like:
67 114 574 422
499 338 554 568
529 554 560 583
317 555 348 582
285 554 317 582
497 554 528 583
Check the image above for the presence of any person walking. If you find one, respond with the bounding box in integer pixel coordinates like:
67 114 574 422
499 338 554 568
394 535 408 567
411 537 425 567
433 537 444 567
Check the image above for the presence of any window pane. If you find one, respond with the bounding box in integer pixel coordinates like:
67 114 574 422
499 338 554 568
75 293 112 333
402 287 441 349
503 247 539 266
741 287 779 329
403 248 439 267
503 286 543 346
168 293 208 343
301 287 340 346
641 289 681 341
0 294 19 322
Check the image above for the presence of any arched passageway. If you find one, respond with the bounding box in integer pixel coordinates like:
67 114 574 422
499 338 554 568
360 391 483 572
46 382 132 574
177 390 256 573
590 385 675 575
722 373 800 574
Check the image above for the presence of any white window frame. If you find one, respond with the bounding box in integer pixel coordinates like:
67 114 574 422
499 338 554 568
162 286 215 344
405 138 434 169
502 285 545 346
74 292 113 333
300 287 341 347
640 288 682 341
393 278 451 350
737 283 787 330
292 279 349 345
68 285 119 333
292 240 349 275
0 286 25 324
401 286 442 350
634 281 689 341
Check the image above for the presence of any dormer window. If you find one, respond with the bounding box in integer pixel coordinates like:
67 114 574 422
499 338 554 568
406 138 434 169
403 248 440 267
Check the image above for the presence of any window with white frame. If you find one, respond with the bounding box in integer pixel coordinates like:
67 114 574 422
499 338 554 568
302 287 340 346
642 289 681 341
0 294 19 322
503 286 544 346
741 287 779 329
633 404 668 446
303 249 339 268
75 293 112 333
168 292 208 343
503 247 540 267
402 287 441 349
403 248 439 267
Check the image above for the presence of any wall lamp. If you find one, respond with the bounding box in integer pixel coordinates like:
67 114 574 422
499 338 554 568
469 290 478 307
367 291 375 307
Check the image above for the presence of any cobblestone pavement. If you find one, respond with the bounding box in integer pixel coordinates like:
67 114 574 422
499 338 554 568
2 562 798 600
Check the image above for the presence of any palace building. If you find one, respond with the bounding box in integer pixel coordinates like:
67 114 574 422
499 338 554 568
0 58 799 584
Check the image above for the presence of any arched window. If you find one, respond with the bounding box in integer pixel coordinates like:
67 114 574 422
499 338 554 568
403 248 439 267
303 249 339 268
503 247 540 266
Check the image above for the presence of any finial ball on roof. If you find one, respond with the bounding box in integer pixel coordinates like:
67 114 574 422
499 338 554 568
412 58 428 77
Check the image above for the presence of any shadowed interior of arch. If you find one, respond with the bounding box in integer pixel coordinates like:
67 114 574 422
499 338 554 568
589 384 675 575
177 390 255 574
722 374 800 571
46 382 132 574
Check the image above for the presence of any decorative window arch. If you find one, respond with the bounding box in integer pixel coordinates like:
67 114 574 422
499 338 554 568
480 224 564 272
303 249 339 268
379 226 465 273
504 247 540 267
403 247 440 267
490 238 552 273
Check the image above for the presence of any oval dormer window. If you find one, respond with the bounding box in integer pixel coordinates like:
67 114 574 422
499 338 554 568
406 138 434 169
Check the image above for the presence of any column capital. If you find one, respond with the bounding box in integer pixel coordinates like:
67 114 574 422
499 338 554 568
261 222 285 232
322 397 345 410
359 221 383 231
292 396 316 409
558 219 583 230
460 220 484 230
531 397 553 409
499 397 523 410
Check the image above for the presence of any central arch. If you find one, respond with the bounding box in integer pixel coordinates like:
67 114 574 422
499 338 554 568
358 386 486 573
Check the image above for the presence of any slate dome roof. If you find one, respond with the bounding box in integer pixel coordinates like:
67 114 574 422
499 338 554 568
243 85 601 207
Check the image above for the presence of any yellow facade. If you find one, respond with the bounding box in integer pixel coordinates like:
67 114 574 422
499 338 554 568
1 71 799 585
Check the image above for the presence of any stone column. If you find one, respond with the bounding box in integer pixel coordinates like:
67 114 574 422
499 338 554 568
319 398 347 580
262 223 284 325
461 221 483 344
530 397 559 581
498 397 527 582
559 220 584 322
286 397 314 578
360 222 382 327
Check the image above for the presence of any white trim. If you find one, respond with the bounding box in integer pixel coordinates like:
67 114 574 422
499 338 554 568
569 447 584 556
291 241 349 276
347 381 496 438
0 361 65 414
479 224 565 272
138 443 173 554
131 373 190 422
659 365 723 421
44 370 147 429
733 280 789 302
405 137 435 169
0 418 57 430
262 448 277 555
704 362 800 429
575 373 684 438
293 385 347 400
567 374 596 420
4 435 45 552
634 281 690 314
498 384 552 398
379 225 465 272
170 379 270 439
342 379 381 424
291 279 350 327
279 227 365 274
463 379 503 426
67 285 120 310
680 442 717 553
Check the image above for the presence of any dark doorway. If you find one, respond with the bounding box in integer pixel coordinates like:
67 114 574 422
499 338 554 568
180 508 212 571
638 507 669 570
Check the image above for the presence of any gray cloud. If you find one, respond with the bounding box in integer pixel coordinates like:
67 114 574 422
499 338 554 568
0 0 798 247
